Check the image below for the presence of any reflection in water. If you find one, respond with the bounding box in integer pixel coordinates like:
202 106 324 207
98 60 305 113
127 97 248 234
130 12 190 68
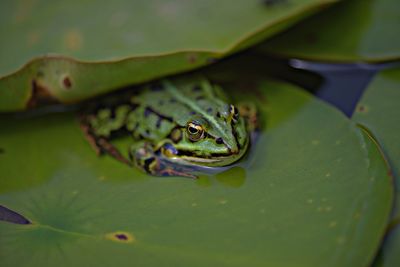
215 166 246 188
195 166 247 188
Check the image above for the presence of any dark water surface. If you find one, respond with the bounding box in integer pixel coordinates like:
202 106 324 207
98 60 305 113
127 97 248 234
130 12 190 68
290 59 398 117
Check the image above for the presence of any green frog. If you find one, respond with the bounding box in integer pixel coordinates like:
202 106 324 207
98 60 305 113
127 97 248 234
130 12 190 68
80 78 257 178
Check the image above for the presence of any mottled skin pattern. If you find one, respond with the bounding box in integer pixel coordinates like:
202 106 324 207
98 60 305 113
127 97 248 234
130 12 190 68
80 78 254 178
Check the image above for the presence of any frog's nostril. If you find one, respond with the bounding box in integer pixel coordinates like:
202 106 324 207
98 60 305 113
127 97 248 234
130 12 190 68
231 147 239 154
216 138 223 144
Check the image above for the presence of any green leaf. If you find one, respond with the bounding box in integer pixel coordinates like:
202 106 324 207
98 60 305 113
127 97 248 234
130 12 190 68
352 67 400 266
352 67 400 220
0 79 392 266
0 0 338 111
259 0 400 62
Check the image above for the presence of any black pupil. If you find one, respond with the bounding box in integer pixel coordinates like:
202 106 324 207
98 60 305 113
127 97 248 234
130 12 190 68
216 138 223 144
189 126 198 134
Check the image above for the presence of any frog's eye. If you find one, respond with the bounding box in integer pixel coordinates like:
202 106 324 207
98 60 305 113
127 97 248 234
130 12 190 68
187 122 205 141
229 104 239 123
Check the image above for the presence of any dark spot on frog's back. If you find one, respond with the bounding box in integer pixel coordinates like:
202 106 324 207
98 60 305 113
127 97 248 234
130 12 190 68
192 85 201 92
156 117 163 128
144 107 152 117
144 157 156 173
0 148 4 154
207 107 213 113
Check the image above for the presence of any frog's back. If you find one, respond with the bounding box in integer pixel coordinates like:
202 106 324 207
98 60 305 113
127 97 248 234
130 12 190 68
139 79 229 126
84 78 231 143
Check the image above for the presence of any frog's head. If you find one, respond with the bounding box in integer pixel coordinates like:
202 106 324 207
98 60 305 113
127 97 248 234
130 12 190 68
161 103 249 167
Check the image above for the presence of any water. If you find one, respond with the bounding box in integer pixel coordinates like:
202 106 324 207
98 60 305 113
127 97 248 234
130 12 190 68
290 59 398 117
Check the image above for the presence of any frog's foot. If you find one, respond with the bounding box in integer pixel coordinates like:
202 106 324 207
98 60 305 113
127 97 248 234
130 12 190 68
237 102 259 132
97 138 132 166
79 115 132 166
79 115 102 155
131 143 197 179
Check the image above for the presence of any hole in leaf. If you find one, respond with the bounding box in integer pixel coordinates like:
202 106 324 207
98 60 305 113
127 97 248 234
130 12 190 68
0 205 31 224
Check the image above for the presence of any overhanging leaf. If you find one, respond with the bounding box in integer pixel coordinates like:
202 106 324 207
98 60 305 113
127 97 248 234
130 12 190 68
0 0 339 111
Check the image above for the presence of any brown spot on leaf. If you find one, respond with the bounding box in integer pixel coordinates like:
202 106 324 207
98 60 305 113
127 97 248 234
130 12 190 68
62 76 72 89
187 53 198 64
356 104 369 113
64 29 83 51
105 231 135 243
14 0 36 23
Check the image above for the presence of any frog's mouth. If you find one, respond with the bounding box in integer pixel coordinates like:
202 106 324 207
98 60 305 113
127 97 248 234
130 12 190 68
170 141 249 167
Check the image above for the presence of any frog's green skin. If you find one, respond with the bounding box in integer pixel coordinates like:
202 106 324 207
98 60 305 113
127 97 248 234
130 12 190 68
81 79 253 178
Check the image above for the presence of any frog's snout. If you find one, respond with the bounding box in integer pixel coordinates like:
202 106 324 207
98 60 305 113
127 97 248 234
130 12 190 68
228 143 239 154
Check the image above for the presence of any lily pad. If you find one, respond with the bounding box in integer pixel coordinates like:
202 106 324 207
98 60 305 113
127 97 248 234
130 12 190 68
259 0 400 62
0 0 338 111
352 67 400 266
0 79 393 266
352 67 400 220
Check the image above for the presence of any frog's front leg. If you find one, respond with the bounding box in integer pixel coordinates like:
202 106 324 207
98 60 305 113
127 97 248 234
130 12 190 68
129 142 196 179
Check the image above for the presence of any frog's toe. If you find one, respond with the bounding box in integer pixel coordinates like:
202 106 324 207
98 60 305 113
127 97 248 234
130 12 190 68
132 147 196 178
158 166 198 179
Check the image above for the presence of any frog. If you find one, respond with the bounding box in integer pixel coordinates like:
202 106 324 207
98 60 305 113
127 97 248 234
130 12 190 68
79 78 257 178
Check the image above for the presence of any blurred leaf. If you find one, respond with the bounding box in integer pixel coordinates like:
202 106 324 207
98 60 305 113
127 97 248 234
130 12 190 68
0 79 392 267
259 0 400 62
0 0 338 111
